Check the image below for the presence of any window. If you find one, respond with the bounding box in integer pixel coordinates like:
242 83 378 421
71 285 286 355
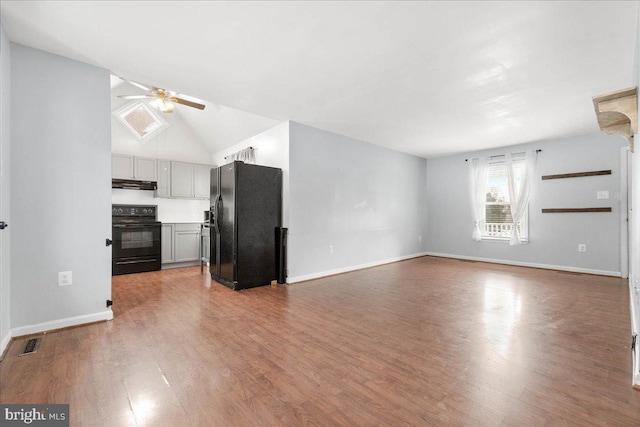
483 161 528 241
469 150 536 245
113 101 169 143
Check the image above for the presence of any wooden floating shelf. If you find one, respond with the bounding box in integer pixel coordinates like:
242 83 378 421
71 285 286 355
541 208 612 213
541 170 611 180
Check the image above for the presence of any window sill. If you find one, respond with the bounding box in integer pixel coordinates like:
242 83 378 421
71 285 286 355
480 237 529 244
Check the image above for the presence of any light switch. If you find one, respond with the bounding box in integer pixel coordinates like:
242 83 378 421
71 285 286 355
597 191 609 200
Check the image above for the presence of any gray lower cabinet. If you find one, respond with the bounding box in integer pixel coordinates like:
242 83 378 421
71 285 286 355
162 223 202 267
201 226 210 263
175 224 201 262
161 224 174 263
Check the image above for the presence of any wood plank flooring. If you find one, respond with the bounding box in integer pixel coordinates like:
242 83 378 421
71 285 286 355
1 256 639 426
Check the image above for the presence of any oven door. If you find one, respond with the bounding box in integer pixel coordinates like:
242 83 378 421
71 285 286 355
112 223 161 259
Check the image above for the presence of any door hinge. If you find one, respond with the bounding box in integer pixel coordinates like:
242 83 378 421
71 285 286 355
632 334 637 352
106 299 113 308
106 238 113 246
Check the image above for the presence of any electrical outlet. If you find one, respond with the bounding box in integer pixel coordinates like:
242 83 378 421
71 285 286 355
58 271 72 286
597 190 609 200
578 244 587 252
418 235 422 242
328 245 334 254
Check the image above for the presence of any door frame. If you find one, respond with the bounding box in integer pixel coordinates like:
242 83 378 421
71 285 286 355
627 146 640 388
621 146 630 278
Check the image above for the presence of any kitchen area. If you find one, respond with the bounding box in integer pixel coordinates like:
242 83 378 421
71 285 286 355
109 76 284 284
111 154 212 275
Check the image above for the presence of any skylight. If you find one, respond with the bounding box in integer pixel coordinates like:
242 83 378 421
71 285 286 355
113 101 169 143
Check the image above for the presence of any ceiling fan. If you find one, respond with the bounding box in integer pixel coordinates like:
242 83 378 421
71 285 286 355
118 79 206 113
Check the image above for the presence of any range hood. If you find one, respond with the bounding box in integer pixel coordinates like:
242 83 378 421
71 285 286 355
112 178 158 191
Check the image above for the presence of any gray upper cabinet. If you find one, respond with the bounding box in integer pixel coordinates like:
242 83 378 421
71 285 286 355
135 157 157 181
112 153 211 200
171 161 211 199
156 159 171 198
194 164 212 199
171 161 195 198
112 154 134 179
112 154 157 181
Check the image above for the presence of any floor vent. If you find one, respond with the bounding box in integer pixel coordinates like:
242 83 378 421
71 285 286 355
19 337 41 356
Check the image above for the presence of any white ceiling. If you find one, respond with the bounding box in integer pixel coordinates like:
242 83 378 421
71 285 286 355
1 1 638 158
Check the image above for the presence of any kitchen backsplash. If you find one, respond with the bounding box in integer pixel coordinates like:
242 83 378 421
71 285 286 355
112 189 209 222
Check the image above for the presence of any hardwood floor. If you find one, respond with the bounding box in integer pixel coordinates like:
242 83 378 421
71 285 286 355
1 256 639 426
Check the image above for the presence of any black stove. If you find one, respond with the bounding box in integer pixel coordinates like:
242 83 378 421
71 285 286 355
111 204 161 275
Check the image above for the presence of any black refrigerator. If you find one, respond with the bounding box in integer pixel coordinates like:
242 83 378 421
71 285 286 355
210 161 284 290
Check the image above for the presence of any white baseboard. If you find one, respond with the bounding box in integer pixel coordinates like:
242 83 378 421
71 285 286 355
10 310 113 338
288 251 621 283
287 252 429 284
0 329 11 358
424 252 622 277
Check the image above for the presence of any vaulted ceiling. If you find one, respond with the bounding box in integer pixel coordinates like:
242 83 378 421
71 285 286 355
110 76 280 157
1 1 637 158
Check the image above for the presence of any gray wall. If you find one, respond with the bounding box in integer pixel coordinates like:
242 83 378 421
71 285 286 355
212 122 290 226
0 22 10 348
10 44 112 329
426 133 627 275
288 122 427 281
630 4 640 385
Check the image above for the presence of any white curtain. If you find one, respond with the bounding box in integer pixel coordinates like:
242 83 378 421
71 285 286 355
506 150 537 245
469 157 489 241
225 147 255 164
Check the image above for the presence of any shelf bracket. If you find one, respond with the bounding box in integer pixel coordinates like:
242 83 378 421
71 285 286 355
592 87 637 152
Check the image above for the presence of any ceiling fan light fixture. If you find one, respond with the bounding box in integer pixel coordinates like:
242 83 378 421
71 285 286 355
150 98 174 113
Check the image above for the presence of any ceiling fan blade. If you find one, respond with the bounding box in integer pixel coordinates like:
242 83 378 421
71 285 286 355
170 97 206 110
123 79 153 92
118 95 154 99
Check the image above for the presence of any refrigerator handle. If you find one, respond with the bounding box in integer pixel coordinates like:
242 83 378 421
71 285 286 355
214 194 222 234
